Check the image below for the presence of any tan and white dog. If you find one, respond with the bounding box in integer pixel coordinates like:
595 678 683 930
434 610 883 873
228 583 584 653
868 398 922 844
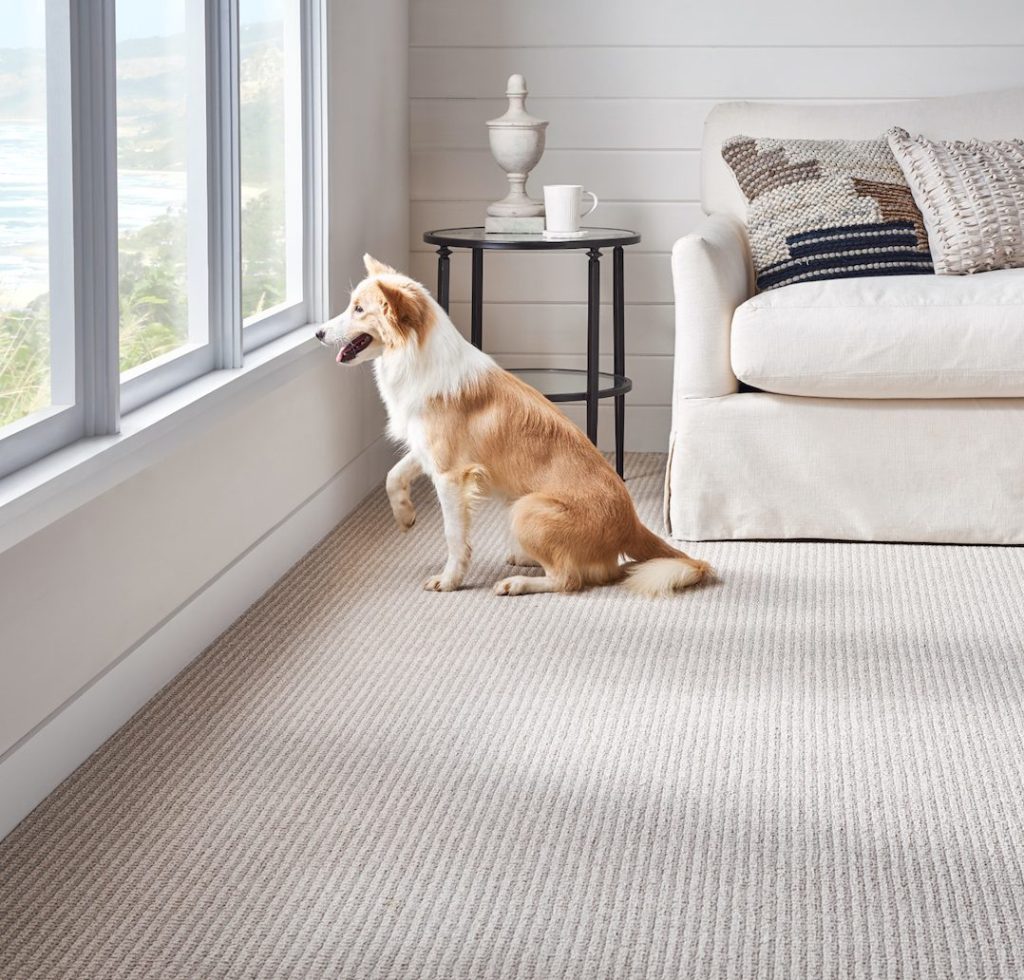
317 255 709 597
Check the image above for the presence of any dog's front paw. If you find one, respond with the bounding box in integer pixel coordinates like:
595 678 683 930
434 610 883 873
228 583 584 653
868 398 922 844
394 508 416 531
390 498 416 531
423 574 461 592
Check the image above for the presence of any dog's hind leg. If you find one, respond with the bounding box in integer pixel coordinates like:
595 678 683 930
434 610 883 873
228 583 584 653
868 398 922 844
505 510 541 566
505 552 542 568
424 465 487 592
386 453 422 531
493 493 604 596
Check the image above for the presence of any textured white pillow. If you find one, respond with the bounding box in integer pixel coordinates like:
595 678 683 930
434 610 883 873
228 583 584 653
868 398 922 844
887 127 1024 275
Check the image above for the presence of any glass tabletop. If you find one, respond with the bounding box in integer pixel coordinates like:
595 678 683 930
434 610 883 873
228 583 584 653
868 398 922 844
510 368 632 403
423 227 641 250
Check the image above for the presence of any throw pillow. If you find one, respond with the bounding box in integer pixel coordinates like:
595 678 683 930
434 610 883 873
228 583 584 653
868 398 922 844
887 127 1024 276
721 135 933 292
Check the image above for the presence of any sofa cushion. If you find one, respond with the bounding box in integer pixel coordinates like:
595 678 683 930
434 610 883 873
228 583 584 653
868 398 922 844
731 268 1024 398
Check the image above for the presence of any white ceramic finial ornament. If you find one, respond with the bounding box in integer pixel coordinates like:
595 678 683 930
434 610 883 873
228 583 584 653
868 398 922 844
484 74 548 232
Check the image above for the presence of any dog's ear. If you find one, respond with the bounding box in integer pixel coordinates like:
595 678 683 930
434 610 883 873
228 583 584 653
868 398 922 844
363 253 396 277
376 279 429 338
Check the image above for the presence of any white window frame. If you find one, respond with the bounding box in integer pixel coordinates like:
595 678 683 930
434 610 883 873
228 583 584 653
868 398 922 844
0 0 326 480
0 0 118 477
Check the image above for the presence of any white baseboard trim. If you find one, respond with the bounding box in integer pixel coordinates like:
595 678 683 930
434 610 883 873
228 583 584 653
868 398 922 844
0 434 396 841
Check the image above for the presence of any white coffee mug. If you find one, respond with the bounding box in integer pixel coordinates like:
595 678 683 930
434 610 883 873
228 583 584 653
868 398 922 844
543 184 599 237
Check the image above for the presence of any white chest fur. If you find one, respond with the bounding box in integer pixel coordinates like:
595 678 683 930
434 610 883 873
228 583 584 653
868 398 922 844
373 300 496 470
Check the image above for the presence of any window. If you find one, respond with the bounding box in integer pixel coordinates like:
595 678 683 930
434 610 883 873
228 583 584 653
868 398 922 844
0 0 79 477
0 4 52 430
0 0 323 480
240 0 306 347
116 1 205 379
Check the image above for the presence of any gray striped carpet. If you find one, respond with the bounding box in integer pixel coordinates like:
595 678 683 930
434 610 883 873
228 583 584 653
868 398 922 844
2 453 1024 979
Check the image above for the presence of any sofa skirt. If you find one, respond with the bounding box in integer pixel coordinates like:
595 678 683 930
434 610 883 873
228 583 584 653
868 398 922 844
665 393 1024 544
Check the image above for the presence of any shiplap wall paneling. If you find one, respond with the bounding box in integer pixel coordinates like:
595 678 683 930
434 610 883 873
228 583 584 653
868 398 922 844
411 0 1024 47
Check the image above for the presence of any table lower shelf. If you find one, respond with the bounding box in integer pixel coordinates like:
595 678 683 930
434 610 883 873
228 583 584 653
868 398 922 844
509 368 632 403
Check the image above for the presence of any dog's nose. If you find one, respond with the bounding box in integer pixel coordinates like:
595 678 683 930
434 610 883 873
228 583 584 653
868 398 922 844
315 328 326 342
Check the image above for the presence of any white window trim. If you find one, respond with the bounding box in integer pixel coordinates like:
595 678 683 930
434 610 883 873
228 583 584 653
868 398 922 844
0 0 328 481
243 299 308 351
73 0 121 439
208 0 244 371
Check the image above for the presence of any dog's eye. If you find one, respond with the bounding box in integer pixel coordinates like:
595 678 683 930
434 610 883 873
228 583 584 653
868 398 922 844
353 305 363 315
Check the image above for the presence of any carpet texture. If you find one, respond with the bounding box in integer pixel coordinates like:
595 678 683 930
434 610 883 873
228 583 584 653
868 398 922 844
2 454 1024 979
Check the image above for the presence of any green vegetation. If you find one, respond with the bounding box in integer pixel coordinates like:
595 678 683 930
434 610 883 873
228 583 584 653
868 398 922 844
241 188 288 319
239 27 288 320
0 297 49 426
1 22 289 429
116 188 288 375
118 210 190 373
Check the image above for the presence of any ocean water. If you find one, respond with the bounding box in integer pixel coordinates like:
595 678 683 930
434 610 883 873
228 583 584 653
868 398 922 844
0 120 187 308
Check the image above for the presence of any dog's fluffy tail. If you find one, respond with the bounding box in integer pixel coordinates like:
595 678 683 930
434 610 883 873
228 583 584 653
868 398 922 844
622 521 711 597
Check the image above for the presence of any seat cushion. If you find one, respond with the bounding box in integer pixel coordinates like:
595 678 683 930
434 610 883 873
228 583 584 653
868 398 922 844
731 269 1024 398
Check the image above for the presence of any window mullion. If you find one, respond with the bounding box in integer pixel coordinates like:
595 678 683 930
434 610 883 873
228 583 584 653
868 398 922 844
70 0 120 435
207 0 243 370
303 0 329 324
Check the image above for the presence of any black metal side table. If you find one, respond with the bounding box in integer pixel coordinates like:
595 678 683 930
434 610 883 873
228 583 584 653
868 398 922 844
423 226 641 478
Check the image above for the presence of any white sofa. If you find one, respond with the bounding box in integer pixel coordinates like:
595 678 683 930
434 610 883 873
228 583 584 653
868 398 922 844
666 88 1024 545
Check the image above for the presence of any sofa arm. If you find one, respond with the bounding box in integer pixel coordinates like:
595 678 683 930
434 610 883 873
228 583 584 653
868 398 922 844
671 213 753 399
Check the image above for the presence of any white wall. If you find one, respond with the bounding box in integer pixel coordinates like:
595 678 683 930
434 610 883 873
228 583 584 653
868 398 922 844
409 0 1024 450
0 0 408 836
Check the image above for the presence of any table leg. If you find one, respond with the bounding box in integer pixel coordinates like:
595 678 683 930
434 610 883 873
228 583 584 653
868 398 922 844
471 248 484 349
436 246 451 312
613 245 625 479
586 247 601 445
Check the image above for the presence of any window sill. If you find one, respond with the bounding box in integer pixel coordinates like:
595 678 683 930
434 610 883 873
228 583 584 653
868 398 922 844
0 324 325 556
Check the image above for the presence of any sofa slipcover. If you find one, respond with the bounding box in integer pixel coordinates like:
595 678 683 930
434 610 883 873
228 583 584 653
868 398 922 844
667 88 1024 543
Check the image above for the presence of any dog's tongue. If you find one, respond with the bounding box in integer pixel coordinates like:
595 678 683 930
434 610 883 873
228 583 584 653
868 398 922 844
337 332 372 363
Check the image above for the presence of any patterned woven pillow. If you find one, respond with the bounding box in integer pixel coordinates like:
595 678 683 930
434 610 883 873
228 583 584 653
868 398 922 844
887 127 1024 276
721 135 933 292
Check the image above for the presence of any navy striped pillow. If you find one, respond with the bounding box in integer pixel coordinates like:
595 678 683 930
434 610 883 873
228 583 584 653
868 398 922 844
722 136 934 292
